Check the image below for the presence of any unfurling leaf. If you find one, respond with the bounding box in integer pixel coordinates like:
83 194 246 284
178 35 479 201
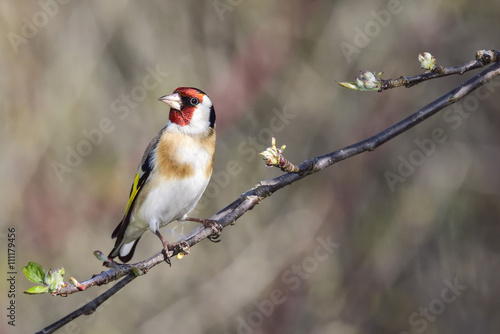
24 286 49 294
23 262 45 284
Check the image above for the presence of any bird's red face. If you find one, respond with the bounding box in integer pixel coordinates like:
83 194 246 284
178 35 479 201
159 87 208 127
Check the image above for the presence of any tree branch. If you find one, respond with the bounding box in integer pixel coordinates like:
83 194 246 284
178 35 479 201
36 53 500 333
36 275 136 334
338 50 500 92
382 49 500 89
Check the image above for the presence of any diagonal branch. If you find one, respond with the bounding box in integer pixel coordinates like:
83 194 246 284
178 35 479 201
37 59 500 334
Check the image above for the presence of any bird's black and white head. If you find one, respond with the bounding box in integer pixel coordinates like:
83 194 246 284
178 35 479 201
159 87 215 136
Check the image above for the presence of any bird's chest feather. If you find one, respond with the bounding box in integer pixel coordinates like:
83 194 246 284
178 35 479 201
136 131 215 226
156 130 214 180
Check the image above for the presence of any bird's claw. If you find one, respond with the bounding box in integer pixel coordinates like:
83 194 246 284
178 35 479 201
184 217 223 243
200 219 222 243
207 221 223 243
161 248 172 266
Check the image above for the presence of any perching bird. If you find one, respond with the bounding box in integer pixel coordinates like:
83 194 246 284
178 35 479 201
108 87 219 263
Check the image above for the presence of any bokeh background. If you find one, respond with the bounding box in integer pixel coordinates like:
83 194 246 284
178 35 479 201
2 0 500 333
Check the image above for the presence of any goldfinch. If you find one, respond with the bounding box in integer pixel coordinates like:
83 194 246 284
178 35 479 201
108 87 219 263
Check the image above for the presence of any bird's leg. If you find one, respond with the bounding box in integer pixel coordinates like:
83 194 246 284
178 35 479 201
155 230 172 266
183 218 222 243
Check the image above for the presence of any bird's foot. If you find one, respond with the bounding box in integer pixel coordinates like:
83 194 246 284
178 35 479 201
184 217 222 243
155 230 172 266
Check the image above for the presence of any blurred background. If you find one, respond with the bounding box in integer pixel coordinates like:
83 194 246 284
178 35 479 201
1 0 500 333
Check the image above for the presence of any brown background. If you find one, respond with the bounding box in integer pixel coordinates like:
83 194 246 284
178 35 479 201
2 1 500 333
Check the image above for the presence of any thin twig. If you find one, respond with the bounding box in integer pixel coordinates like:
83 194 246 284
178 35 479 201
382 50 500 90
338 50 499 92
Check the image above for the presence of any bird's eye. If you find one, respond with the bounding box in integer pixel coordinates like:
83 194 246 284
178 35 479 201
190 97 199 105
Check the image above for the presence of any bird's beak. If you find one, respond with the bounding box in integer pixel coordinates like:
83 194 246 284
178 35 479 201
158 93 182 111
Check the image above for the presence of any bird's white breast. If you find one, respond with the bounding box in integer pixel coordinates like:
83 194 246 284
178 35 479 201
141 169 210 231
128 133 213 240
